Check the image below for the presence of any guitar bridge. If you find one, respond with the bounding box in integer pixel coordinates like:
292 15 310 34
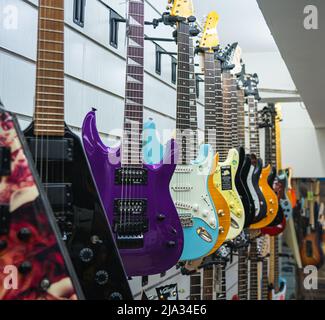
113 199 148 248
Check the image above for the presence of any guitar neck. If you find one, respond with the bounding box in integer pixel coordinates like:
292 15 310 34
262 258 269 300
190 271 202 300
202 266 214 300
122 0 145 168
248 96 260 157
204 52 217 153
220 70 233 160
216 264 227 300
34 0 65 136
270 235 279 292
275 106 282 171
238 246 249 300
249 240 259 300
189 40 199 160
175 22 191 165
237 89 246 149
231 77 239 149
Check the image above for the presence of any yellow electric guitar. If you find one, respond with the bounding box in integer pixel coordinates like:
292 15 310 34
198 11 231 253
214 45 245 240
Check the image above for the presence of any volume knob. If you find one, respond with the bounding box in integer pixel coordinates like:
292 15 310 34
79 248 94 263
95 270 109 286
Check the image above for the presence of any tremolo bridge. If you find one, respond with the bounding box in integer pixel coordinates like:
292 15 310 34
113 199 148 249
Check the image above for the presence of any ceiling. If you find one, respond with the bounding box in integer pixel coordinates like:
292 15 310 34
257 0 325 128
192 0 278 53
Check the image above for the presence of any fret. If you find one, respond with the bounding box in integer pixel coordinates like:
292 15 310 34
121 0 145 167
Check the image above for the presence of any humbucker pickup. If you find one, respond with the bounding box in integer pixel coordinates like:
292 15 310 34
26 137 74 162
113 199 148 248
114 168 148 185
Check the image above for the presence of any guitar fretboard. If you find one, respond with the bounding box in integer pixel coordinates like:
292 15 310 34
202 266 214 300
204 52 217 153
215 264 227 300
122 0 145 167
237 89 246 149
175 22 191 165
262 258 269 300
34 0 65 136
190 271 201 300
221 71 233 160
231 76 239 148
189 40 199 160
249 240 259 300
248 96 260 157
238 246 249 300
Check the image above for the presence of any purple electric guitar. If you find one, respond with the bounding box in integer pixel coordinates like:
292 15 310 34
82 0 183 276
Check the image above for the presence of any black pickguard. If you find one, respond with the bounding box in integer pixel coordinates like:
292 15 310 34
24 122 133 300
235 147 255 227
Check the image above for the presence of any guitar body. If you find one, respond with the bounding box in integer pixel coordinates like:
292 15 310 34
0 110 82 300
300 232 323 267
236 147 255 227
269 278 287 300
171 144 220 260
24 121 133 299
251 165 278 229
82 110 183 275
277 171 293 220
251 158 268 223
214 148 245 240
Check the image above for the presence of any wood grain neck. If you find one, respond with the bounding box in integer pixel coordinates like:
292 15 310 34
202 267 214 300
230 77 239 149
34 0 65 136
122 0 145 167
275 108 282 171
238 246 249 300
249 240 259 300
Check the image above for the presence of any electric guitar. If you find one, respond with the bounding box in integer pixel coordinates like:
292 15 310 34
261 104 287 236
0 104 82 300
245 76 268 224
300 181 323 268
197 12 231 253
169 4 220 261
213 46 245 240
82 0 184 276
24 0 133 299
247 78 278 229
269 235 287 300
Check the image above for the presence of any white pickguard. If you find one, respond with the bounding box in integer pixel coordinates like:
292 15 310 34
247 164 260 218
170 144 217 229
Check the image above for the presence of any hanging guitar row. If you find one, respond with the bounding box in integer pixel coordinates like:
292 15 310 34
0 0 306 301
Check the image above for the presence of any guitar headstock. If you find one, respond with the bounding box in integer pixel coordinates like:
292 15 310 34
275 103 283 123
168 0 194 19
198 11 220 52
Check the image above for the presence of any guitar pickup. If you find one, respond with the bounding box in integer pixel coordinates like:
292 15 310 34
26 137 74 162
44 183 73 211
0 204 10 235
0 147 11 176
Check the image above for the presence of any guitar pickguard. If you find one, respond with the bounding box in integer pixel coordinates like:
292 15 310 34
213 149 245 240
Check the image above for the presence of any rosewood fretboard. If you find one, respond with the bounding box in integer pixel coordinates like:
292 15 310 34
237 89 246 150
34 0 65 136
189 40 199 160
248 96 260 158
204 52 217 153
122 0 145 167
175 22 191 165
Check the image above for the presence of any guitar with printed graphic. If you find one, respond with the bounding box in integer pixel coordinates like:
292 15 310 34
213 45 245 240
0 102 82 300
167 2 221 261
82 0 184 275
24 0 132 299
